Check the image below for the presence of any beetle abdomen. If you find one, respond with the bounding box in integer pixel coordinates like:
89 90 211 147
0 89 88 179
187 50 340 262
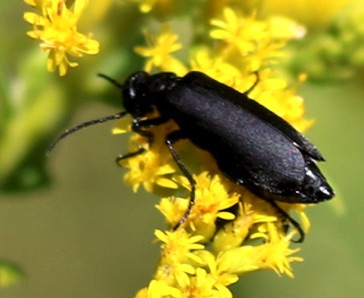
160 72 333 203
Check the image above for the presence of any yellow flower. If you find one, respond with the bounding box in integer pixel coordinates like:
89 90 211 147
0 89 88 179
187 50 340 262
209 8 303 72
214 225 303 278
122 147 177 193
180 267 234 298
261 0 352 29
134 26 187 74
153 229 204 290
155 229 204 265
261 223 304 278
212 194 278 252
115 119 179 193
24 0 99 76
150 229 239 297
147 279 182 298
196 251 239 296
158 173 240 239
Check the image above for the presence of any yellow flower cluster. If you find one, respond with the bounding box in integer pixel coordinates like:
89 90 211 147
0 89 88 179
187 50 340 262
115 8 311 297
21 0 321 295
23 0 99 76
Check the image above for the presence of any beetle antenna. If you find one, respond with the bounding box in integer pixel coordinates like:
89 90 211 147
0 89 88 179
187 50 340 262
98 73 124 89
47 111 128 155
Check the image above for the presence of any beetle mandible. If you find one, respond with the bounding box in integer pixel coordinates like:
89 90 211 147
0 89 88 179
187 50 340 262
49 71 334 242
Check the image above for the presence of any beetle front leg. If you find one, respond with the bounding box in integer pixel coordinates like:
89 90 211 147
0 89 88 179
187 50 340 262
165 130 196 230
116 147 146 163
116 115 169 164
132 115 170 142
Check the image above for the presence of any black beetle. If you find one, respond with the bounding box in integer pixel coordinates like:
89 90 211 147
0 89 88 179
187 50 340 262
49 71 334 242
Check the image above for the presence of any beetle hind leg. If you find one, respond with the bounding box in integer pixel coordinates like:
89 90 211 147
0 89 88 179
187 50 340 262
266 199 305 243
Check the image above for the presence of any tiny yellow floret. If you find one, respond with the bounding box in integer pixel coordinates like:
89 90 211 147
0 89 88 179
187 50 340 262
24 0 99 76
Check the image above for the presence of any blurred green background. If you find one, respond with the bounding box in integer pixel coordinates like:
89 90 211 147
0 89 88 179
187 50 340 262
1 2 364 298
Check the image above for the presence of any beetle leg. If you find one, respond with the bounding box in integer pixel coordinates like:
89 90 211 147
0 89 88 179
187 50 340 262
131 116 169 142
243 71 260 95
165 130 196 230
116 115 170 164
231 178 304 241
116 147 146 164
265 199 305 243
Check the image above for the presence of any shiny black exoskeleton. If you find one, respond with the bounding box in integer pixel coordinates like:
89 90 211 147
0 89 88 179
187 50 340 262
50 71 335 242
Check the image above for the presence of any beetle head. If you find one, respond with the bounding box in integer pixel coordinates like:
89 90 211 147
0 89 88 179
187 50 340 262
123 71 179 117
122 71 153 117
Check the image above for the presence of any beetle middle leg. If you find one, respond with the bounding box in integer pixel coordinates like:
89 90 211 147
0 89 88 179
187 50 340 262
116 115 169 163
165 130 196 230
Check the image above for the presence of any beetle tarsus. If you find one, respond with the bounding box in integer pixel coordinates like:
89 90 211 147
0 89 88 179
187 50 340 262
116 147 146 164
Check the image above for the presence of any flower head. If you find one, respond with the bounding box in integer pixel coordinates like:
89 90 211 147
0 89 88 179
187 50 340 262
134 26 187 74
157 173 240 239
24 0 99 76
